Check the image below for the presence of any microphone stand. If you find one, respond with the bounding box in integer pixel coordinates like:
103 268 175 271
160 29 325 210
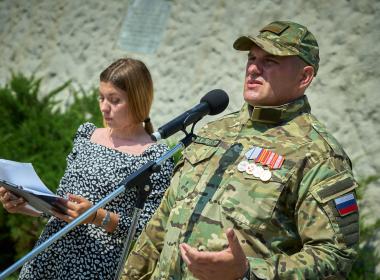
113 132 195 280
0 132 196 280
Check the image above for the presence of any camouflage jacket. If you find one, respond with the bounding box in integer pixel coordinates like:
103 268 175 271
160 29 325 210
123 96 359 279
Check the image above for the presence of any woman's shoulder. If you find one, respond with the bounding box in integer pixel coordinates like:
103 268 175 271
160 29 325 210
74 122 97 140
144 142 174 170
149 142 171 154
141 142 174 163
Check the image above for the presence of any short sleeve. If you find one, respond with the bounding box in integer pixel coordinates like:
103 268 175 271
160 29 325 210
66 122 96 166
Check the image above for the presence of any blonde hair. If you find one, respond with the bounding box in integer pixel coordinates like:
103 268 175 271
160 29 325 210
100 58 154 134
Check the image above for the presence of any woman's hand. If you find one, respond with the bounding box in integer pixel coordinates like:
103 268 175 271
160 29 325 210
53 193 119 232
0 186 27 214
53 193 96 224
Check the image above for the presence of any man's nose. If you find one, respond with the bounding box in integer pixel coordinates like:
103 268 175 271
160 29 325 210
247 61 262 75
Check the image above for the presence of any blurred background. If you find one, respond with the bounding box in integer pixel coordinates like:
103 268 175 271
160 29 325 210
0 0 379 278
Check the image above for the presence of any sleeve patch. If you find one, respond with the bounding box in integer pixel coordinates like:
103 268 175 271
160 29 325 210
193 136 220 147
311 170 357 204
317 177 354 200
334 193 358 216
328 200 359 247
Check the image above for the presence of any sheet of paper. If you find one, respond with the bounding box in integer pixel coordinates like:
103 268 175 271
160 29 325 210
0 159 54 195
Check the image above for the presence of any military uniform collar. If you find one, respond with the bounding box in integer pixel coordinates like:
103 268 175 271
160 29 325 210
239 95 311 125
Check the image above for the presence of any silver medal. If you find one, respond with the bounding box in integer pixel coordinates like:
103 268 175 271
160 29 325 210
237 160 249 172
252 166 264 178
245 163 257 175
260 169 272 182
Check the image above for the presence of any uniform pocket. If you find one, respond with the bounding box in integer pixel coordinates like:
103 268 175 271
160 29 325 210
183 143 219 165
221 172 289 231
176 144 219 200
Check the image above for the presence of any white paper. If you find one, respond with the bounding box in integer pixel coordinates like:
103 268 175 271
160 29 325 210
0 158 57 198
0 159 68 215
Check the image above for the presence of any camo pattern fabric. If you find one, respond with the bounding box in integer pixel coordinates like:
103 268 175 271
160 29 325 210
123 95 359 280
233 21 320 75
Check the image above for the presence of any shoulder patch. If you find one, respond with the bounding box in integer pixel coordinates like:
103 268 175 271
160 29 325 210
193 136 220 147
329 192 359 247
311 170 357 203
334 193 358 216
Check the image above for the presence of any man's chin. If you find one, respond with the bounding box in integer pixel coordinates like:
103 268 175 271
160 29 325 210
243 90 262 104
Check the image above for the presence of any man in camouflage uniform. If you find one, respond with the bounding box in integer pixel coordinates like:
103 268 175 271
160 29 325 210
122 20 359 279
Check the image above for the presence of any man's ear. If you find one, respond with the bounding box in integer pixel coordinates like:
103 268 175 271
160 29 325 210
299 65 314 91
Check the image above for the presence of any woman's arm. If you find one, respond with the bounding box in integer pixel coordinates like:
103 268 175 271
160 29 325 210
52 193 119 232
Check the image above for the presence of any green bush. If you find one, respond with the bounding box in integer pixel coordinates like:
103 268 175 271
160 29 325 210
0 73 102 272
349 175 380 280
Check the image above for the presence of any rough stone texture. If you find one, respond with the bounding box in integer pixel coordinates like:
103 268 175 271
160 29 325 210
0 0 379 255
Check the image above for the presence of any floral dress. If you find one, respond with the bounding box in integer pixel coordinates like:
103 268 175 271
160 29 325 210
19 123 174 280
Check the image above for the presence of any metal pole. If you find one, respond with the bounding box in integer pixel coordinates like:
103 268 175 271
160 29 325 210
113 208 142 280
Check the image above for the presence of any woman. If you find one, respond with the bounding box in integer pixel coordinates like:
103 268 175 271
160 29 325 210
0 58 174 279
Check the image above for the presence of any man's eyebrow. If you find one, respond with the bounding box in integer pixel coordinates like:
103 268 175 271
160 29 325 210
265 55 279 60
248 52 278 59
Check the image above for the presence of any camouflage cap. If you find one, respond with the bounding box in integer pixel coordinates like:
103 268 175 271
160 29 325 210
233 21 320 75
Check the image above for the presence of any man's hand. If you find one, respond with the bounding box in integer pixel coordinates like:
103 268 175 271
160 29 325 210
180 228 249 280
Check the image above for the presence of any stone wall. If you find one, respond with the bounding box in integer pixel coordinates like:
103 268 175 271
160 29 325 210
0 0 379 219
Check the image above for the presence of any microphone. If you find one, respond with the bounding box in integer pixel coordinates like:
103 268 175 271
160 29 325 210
151 89 229 141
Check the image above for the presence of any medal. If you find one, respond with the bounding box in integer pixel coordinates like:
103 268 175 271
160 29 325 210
260 169 272 182
270 155 284 169
245 147 263 160
242 147 284 180
245 163 257 175
245 148 255 160
256 149 269 163
264 152 275 166
252 165 264 178
237 160 249 172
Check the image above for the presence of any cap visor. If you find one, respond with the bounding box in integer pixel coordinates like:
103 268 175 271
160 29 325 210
233 36 255 51
233 36 298 56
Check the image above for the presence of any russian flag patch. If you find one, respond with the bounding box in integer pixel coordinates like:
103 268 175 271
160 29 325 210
334 193 358 216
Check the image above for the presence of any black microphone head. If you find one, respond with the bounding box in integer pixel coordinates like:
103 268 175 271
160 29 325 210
200 89 229 115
